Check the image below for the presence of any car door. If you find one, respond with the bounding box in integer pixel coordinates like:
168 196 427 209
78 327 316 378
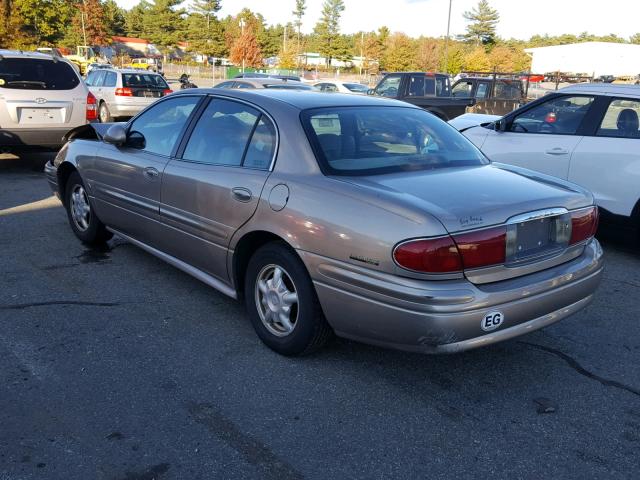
159 97 277 281
101 71 117 109
570 97 640 218
88 95 202 247
479 94 596 179
90 70 107 103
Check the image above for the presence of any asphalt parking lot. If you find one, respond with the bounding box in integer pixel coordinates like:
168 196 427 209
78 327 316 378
1 153 639 480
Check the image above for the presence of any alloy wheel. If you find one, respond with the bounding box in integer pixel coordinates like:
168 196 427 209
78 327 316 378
255 264 299 337
70 184 91 231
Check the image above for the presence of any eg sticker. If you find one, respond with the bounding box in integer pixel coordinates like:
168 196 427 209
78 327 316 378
481 311 504 331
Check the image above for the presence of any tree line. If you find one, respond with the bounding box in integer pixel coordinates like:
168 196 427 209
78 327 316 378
1 0 639 74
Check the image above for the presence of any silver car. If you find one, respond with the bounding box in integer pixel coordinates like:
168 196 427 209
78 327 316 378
215 78 312 91
86 68 172 123
45 90 603 356
0 50 91 149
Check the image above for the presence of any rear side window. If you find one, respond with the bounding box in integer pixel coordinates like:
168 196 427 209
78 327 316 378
408 75 435 96
183 99 276 168
122 73 168 89
0 58 79 90
104 71 117 87
494 81 522 100
597 99 640 138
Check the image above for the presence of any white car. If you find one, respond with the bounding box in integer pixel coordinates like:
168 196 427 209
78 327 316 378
313 81 369 94
450 84 640 236
0 49 93 149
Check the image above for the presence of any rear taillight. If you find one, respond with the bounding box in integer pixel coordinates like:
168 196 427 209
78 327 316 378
162 89 173 96
453 226 507 269
570 207 598 245
115 87 133 97
393 237 462 273
86 92 97 121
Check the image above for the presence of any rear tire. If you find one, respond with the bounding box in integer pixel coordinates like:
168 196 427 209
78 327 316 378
98 102 112 123
65 171 112 245
244 242 333 356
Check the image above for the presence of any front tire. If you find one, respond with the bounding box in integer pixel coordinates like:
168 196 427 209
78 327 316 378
65 171 112 245
244 242 332 356
98 102 111 123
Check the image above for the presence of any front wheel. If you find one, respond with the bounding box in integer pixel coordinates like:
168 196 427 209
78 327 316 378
65 171 112 245
244 242 333 356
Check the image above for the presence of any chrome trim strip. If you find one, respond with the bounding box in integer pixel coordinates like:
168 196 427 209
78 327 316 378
507 207 568 224
107 227 237 299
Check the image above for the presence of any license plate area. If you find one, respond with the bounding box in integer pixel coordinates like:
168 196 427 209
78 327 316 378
19 107 62 124
505 210 571 266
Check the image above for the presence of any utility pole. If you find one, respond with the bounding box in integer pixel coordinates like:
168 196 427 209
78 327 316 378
443 0 452 74
359 31 364 78
284 24 287 52
239 18 246 73
81 0 88 50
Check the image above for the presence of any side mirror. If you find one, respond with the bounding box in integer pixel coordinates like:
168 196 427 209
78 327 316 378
495 118 508 132
367 88 375 95
103 123 127 146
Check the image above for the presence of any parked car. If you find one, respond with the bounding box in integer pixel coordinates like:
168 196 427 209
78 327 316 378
85 68 172 122
45 90 603 356
313 81 369 94
0 49 94 149
215 78 312 90
369 72 475 120
85 63 113 76
451 76 525 115
234 73 302 82
450 83 640 236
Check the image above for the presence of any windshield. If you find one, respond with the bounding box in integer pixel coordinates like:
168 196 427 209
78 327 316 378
122 73 169 89
343 83 369 93
0 58 79 90
302 106 488 175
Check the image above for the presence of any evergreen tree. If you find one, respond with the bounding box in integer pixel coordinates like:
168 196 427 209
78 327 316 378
313 0 345 67
187 0 225 58
631 33 640 45
292 0 305 47
141 0 186 53
124 2 147 37
103 0 126 37
463 0 499 45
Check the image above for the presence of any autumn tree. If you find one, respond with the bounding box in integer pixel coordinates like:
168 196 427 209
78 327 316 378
463 0 499 45
463 46 490 71
229 13 263 68
630 33 640 44
1 0 74 48
313 0 345 67
381 33 416 72
72 0 109 45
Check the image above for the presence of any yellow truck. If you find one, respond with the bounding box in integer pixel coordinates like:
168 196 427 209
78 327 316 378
63 46 99 76
124 57 163 74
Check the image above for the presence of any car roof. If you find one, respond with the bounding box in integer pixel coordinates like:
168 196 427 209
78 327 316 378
0 49 70 62
558 83 640 97
116 68 163 75
172 87 417 110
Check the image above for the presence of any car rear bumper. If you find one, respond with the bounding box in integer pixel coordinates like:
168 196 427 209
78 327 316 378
301 239 603 354
110 98 159 118
0 127 72 148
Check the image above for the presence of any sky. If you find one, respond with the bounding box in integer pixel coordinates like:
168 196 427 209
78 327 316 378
114 0 639 40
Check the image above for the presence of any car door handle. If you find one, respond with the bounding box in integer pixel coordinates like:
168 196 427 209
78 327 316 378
143 167 159 180
545 148 570 155
231 187 252 202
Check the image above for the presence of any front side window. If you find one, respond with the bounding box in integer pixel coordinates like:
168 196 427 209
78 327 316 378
0 58 79 90
343 83 369 93
510 95 595 135
374 75 401 97
452 81 472 97
597 99 640 138
302 106 487 176
128 96 200 156
235 82 255 89
183 98 274 168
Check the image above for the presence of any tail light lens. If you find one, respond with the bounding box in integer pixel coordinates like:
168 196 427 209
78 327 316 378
394 237 462 273
162 89 173 96
570 207 599 245
115 87 133 96
86 92 97 121
453 226 507 269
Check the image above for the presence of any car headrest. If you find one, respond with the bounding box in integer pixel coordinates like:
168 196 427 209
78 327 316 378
616 108 639 134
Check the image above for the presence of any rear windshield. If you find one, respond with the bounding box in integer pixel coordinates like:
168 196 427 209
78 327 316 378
302 106 488 175
0 58 79 90
264 83 312 90
122 73 169 89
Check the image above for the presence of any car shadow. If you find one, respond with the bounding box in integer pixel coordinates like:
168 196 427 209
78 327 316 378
0 150 56 173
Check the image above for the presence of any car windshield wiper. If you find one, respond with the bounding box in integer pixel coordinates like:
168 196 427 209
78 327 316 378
7 80 47 88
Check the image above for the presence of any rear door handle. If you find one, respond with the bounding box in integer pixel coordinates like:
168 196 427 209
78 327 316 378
231 187 252 202
545 147 570 155
143 167 159 180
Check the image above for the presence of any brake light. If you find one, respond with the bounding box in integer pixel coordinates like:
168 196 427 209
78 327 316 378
453 226 507 269
115 87 133 97
394 237 462 273
86 92 97 121
570 207 598 245
162 89 173 96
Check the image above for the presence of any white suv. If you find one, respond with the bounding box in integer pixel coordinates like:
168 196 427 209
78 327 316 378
451 83 640 236
0 50 94 149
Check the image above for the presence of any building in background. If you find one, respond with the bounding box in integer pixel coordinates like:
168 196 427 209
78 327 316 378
525 42 640 77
